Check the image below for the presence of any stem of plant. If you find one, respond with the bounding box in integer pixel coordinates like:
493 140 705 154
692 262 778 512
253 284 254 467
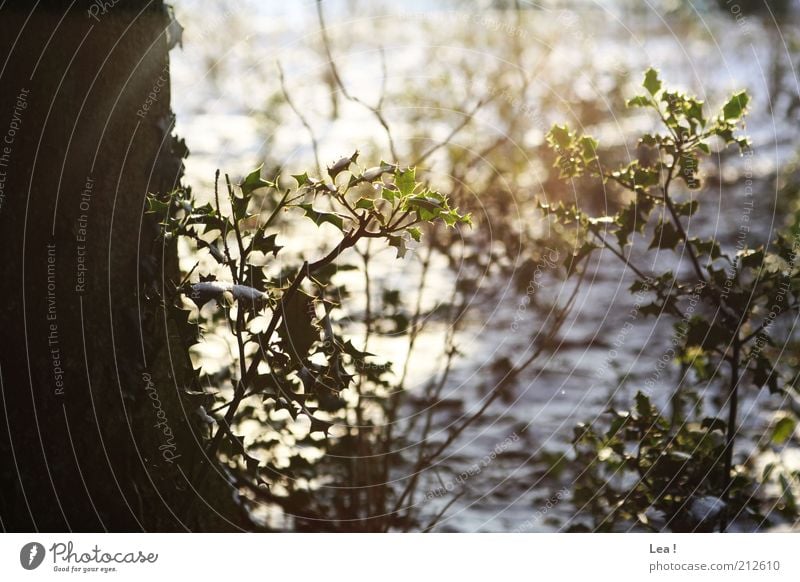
720 334 741 532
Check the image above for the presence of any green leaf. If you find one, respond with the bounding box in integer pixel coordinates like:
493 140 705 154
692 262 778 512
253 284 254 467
780 473 798 513
701 417 727 433
250 232 282 257
632 165 660 188
772 417 796 444
685 99 705 123
355 197 375 210
738 248 764 269
361 162 396 182
396 168 417 196
277 290 319 362
547 124 572 149
381 186 397 203
146 194 171 215
690 237 721 259
292 172 310 187
240 165 271 196
615 200 648 247
408 226 422 242
565 241 598 276
299 203 346 231
722 91 749 120
643 68 662 96
309 415 333 436
675 200 699 217
387 234 408 258
635 391 653 419
649 220 681 250
231 192 250 221
640 134 659 147
406 194 444 220
627 95 651 108
685 316 730 350
328 152 358 179
579 136 599 161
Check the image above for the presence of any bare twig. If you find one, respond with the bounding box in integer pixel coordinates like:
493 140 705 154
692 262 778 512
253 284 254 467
316 0 398 160
412 97 492 168
277 61 323 177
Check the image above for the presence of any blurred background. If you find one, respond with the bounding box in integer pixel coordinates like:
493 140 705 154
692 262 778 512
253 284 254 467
165 0 800 531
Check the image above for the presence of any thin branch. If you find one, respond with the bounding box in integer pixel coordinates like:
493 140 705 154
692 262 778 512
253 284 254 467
412 97 491 168
720 334 742 532
316 0 398 160
225 173 248 283
277 61 322 177
214 170 239 284
421 490 466 533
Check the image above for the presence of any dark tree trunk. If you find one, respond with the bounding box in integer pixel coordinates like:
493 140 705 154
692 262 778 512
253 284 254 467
0 1 243 531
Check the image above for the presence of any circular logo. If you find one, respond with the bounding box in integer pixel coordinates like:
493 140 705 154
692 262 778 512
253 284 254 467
19 542 45 570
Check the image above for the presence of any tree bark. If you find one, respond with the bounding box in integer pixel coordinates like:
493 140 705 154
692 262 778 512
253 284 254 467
0 0 242 531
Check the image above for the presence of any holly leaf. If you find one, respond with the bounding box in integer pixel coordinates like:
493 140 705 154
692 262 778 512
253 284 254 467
772 417 796 445
635 391 653 419
309 415 333 436
547 124 572 149
299 203 346 231
146 194 172 215
738 248 764 269
327 151 359 179
250 232 282 257
690 237 721 260
627 95 651 108
240 165 271 196
277 291 320 361
231 192 250 221
649 220 681 250
579 136 599 161
387 234 408 258
701 417 727 433
292 172 310 187
722 91 749 120
643 68 662 96
395 168 418 196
